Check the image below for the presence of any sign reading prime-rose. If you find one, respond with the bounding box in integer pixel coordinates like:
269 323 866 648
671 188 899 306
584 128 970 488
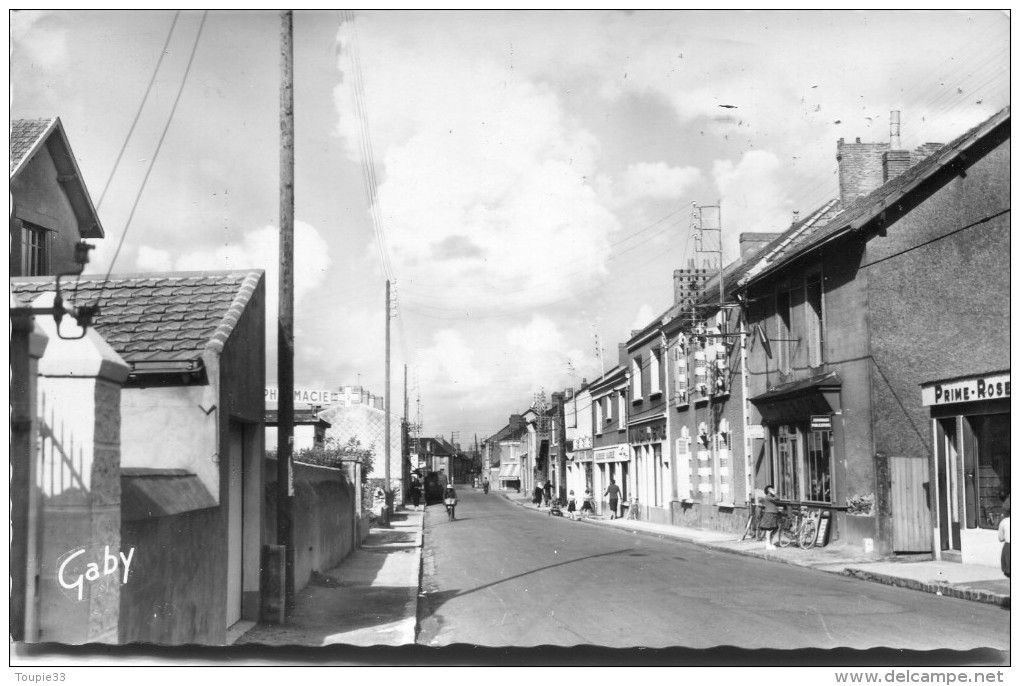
921 373 1010 407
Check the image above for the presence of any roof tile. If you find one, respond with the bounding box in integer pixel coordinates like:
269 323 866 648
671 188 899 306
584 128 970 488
11 270 264 367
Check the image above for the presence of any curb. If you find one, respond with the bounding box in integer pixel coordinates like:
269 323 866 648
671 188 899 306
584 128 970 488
839 568 1010 607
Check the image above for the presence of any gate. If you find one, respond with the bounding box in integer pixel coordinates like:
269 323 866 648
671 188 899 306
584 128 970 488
890 456 932 552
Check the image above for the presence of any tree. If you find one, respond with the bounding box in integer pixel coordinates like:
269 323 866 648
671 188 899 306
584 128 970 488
268 436 376 483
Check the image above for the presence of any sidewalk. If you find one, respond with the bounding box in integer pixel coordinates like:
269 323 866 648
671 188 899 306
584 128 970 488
234 508 423 647
500 491 1010 608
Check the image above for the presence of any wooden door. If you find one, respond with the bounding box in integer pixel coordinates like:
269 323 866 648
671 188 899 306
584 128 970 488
891 455 932 552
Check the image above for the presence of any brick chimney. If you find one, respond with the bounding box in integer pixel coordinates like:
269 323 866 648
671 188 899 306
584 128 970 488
836 136 888 207
739 232 782 262
618 342 627 368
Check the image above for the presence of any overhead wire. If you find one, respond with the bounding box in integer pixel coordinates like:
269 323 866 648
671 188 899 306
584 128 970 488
96 10 181 210
97 10 208 300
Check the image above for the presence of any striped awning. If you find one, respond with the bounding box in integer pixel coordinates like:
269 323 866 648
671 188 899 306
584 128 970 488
498 463 521 480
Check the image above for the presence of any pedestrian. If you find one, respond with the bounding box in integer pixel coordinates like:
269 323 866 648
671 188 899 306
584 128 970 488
543 480 553 508
566 490 578 520
760 484 781 550
409 479 422 511
483 478 490 494
998 496 1010 578
533 483 543 506
604 479 621 519
581 489 595 517
443 484 458 521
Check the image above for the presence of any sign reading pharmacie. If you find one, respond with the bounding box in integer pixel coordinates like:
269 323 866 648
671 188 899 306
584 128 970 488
921 372 1010 407
265 387 340 405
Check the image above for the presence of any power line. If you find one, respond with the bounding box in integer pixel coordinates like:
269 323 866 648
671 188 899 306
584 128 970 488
96 10 181 210
99 11 207 294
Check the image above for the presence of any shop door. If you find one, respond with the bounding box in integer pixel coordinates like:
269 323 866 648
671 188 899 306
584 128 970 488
890 456 932 552
935 419 961 552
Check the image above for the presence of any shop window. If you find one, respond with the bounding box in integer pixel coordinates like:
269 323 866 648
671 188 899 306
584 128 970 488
966 413 1010 529
805 274 824 368
806 429 832 503
774 425 800 501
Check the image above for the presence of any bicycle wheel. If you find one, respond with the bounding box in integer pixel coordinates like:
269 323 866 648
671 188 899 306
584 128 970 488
777 517 794 547
741 513 755 541
799 518 818 549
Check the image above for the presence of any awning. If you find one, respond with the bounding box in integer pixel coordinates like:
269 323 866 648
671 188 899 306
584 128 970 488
497 463 521 480
750 372 841 425
121 468 217 521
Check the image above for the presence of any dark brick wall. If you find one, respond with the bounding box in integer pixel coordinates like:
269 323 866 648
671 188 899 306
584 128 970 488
867 135 1010 462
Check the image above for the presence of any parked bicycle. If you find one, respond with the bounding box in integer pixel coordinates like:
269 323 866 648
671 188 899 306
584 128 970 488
777 505 820 548
741 499 766 542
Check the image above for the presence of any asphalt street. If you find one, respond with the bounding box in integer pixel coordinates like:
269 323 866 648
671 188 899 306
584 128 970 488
416 488 1010 651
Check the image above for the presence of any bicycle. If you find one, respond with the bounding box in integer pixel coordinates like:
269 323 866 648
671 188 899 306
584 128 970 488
741 501 766 541
777 505 820 548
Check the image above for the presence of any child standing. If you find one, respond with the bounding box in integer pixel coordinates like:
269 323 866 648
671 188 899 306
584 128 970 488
760 484 781 550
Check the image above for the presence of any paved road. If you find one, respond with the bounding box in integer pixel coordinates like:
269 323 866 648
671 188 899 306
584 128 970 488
417 488 1010 651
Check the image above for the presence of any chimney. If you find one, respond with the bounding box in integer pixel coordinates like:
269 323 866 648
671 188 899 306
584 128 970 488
882 110 911 181
836 134 889 208
618 342 627 368
739 232 782 262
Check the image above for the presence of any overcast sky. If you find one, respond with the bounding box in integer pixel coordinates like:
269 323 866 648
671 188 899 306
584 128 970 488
10 9 1009 442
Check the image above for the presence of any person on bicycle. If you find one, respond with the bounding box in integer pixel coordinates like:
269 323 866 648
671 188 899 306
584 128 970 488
443 484 458 521
760 484 781 550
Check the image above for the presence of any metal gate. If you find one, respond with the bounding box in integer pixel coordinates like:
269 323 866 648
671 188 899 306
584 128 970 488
891 456 932 552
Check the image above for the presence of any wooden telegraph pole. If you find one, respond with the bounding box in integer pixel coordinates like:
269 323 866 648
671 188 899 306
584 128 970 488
385 279 392 509
277 9 296 612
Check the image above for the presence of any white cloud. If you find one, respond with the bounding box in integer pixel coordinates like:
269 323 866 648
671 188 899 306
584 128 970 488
134 246 173 272
10 11 67 69
333 16 619 314
630 304 655 334
712 150 793 260
618 162 702 203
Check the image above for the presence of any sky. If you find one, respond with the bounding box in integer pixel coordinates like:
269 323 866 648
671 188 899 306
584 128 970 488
10 9 1010 444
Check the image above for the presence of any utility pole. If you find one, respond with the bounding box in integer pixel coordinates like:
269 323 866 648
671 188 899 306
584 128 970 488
277 8 296 614
385 279 392 508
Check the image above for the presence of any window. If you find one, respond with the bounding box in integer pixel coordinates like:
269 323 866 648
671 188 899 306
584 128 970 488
806 429 832 503
21 222 50 276
650 347 662 395
617 391 626 426
775 286 793 372
631 357 643 399
774 425 800 500
805 274 824 367
967 413 1010 530
595 399 604 434
606 393 613 422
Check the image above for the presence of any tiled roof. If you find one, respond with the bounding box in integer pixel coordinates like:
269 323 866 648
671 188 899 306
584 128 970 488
737 106 1010 289
10 270 264 368
10 118 55 175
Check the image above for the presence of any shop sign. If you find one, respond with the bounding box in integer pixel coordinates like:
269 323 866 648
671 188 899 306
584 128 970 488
748 425 765 439
594 445 630 463
266 387 339 405
921 373 1010 407
810 415 832 430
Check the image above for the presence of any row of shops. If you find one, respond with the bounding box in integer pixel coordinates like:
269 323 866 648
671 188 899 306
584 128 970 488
487 108 1011 568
